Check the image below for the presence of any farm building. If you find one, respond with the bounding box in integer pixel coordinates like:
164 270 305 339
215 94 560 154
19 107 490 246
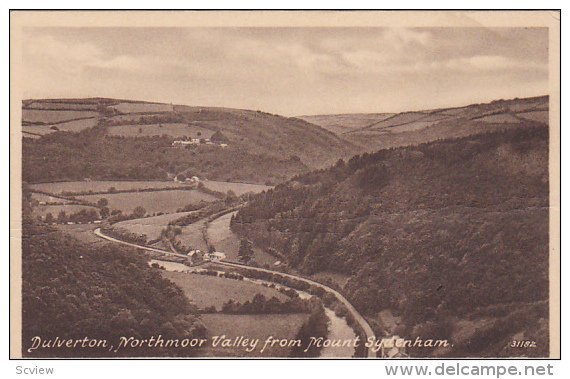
204 251 226 262
187 249 204 263
172 139 200 147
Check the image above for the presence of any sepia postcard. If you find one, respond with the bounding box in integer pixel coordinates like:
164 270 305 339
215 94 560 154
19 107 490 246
9 10 560 359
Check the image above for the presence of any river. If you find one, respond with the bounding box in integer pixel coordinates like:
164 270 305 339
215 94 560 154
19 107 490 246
150 259 357 357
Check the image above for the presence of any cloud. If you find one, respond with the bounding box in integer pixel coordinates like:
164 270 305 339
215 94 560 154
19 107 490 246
19 27 549 115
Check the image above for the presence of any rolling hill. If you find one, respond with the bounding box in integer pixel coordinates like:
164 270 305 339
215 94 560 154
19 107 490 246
230 123 550 357
22 98 358 184
298 96 549 152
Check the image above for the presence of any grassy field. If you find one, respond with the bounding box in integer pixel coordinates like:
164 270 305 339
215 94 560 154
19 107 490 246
177 218 209 252
202 181 271 196
161 271 287 310
30 180 186 195
22 118 99 136
23 109 99 124
114 211 195 241
518 110 548 124
200 313 309 357
77 190 217 215
56 223 108 246
25 101 98 111
111 102 174 113
477 113 522 124
298 113 395 135
33 204 99 219
31 192 72 204
207 212 277 266
107 123 215 139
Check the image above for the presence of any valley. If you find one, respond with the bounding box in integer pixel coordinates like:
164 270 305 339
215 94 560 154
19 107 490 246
21 95 550 358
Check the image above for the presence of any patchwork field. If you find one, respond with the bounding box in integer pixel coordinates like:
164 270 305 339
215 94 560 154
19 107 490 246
22 118 99 136
113 211 195 241
161 271 287 310
200 313 309 357
23 109 99 124
202 181 272 196
30 180 187 195
298 113 395 135
33 204 99 219
107 123 214 139
25 101 98 111
207 212 277 266
77 190 216 215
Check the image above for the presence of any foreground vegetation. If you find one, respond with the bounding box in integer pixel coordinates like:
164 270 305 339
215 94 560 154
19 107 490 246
22 223 206 357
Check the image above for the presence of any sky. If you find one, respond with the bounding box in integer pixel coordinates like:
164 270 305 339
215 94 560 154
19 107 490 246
20 27 549 116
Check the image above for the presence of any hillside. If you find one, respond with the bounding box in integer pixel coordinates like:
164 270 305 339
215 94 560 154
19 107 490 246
21 223 206 357
22 98 357 184
300 96 549 152
230 124 549 357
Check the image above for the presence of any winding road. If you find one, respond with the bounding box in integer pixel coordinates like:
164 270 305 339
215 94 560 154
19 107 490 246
94 227 376 358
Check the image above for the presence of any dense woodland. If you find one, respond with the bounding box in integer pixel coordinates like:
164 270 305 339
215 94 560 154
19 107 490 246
22 127 306 185
22 217 206 357
231 125 550 357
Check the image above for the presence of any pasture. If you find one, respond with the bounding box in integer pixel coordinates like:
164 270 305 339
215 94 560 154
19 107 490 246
25 101 98 111
29 180 186 195
207 211 277 266
518 110 548 124
200 313 309 357
31 192 72 204
202 181 271 196
114 211 195 241
56 223 108 246
22 109 99 124
161 271 287 310
111 102 174 113
77 190 216 215
477 113 522 124
177 218 209 252
107 123 214 139
22 118 99 136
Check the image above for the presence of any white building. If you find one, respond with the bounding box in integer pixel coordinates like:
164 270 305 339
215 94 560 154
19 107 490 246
204 251 226 262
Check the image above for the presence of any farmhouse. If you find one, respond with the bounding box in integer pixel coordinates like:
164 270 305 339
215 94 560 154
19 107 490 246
187 249 204 264
172 139 200 147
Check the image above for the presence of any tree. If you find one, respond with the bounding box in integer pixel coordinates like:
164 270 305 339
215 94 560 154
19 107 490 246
100 207 110 219
57 211 67 223
225 190 238 205
210 130 229 143
238 239 254 264
132 206 146 219
44 213 54 224
97 198 109 208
